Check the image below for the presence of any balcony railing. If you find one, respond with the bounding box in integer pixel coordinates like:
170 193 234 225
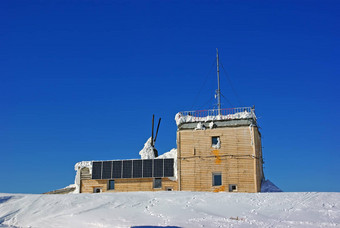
175 107 256 126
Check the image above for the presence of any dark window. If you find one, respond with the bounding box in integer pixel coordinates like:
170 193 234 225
153 178 162 189
213 173 222 186
93 187 102 193
108 180 115 190
229 184 237 192
212 136 220 148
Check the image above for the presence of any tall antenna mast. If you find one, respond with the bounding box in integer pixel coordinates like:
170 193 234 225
216 48 221 115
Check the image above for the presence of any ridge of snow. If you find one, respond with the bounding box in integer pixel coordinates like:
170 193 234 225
175 111 255 126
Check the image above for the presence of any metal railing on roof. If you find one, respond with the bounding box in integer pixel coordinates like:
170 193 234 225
178 107 254 118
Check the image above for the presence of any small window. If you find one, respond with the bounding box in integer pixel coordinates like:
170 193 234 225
212 136 220 149
108 180 115 190
153 178 162 189
166 187 173 191
212 173 222 186
229 184 237 192
93 187 102 193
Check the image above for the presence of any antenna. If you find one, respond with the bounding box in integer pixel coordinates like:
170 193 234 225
151 114 161 158
151 114 155 147
216 48 221 115
154 118 161 143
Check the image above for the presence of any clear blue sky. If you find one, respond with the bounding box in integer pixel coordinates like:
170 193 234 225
1 1 339 193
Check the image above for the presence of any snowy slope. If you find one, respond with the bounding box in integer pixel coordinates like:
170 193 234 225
0 192 339 228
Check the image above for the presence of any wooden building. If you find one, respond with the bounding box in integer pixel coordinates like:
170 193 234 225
78 158 178 193
176 107 263 193
76 106 264 193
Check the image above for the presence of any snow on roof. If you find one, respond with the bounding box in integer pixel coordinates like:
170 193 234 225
175 107 256 126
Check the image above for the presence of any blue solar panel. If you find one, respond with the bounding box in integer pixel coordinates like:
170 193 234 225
164 159 174 177
143 159 153 177
133 160 143 178
122 160 132 178
91 158 175 180
112 161 122 178
92 162 102 179
153 159 163 178
102 161 112 179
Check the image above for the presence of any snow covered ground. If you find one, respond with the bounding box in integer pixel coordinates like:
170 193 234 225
0 192 339 228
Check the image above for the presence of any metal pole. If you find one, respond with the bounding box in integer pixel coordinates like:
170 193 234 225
151 114 154 146
216 48 221 115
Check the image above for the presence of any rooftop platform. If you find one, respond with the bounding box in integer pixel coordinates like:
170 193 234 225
175 107 257 129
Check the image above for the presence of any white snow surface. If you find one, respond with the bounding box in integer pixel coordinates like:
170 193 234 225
0 192 339 228
139 137 156 159
175 111 254 126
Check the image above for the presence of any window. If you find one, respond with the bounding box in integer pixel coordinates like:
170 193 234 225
229 184 237 192
108 180 115 190
153 178 162 189
212 136 220 149
93 187 102 193
212 173 222 186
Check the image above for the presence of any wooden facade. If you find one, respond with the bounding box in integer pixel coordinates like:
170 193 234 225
177 122 263 193
80 178 177 193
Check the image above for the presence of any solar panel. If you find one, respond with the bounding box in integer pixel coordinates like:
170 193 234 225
92 162 102 179
133 160 143 178
91 158 175 180
112 161 122 178
102 161 112 179
164 159 174 177
122 160 132 178
153 159 163 178
143 159 153 177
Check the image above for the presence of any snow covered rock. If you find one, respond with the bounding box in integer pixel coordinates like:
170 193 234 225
139 137 156 159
